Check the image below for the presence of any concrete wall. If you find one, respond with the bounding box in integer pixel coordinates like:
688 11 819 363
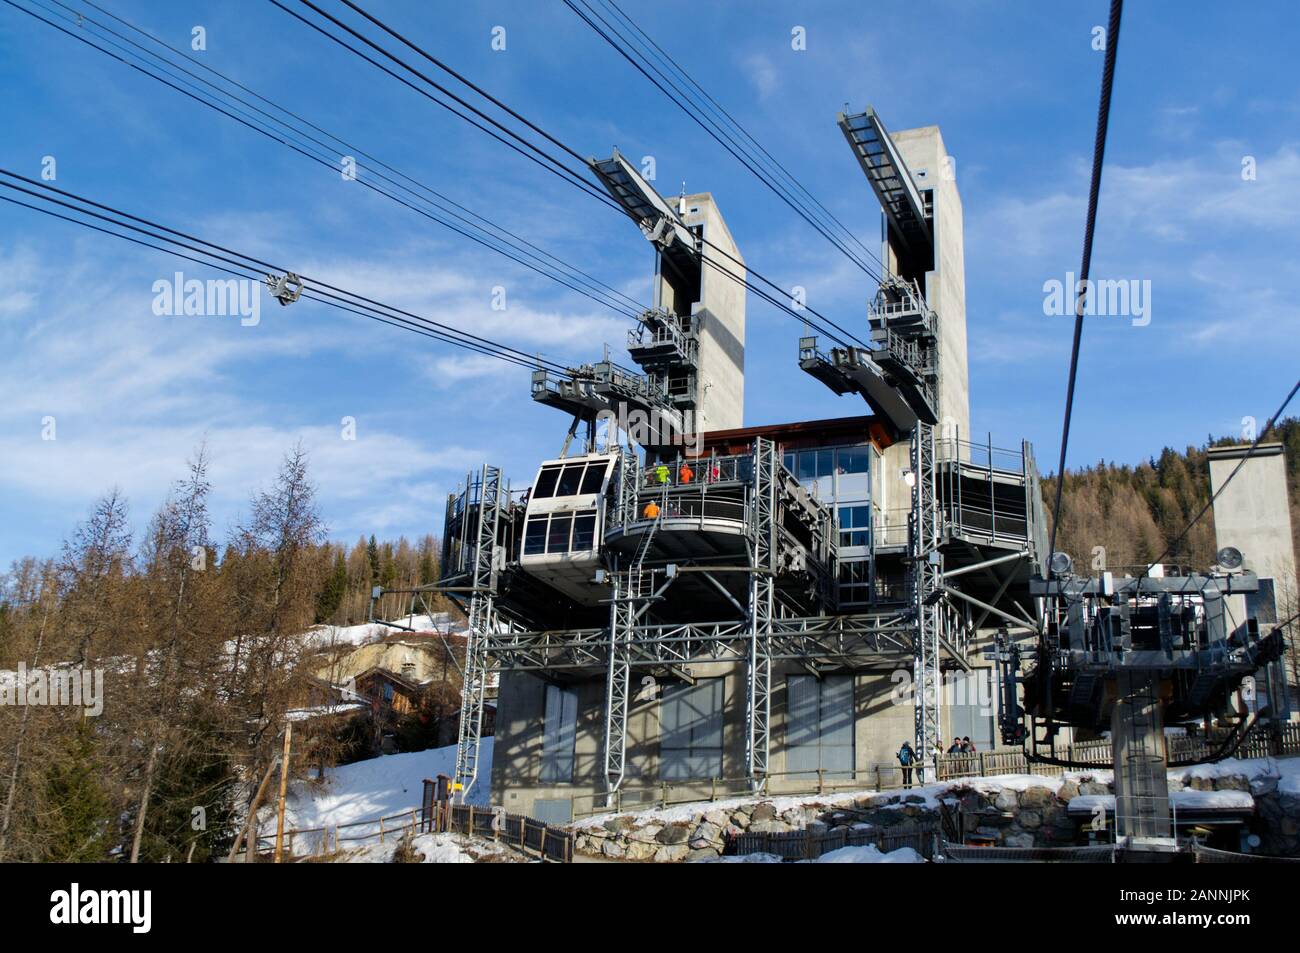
892 125 972 447
313 638 450 685
1208 443 1297 600
490 657 1002 820
677 193 745 433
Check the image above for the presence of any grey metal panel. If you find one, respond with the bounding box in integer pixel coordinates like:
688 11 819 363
531 797 573 825
786 675 854 779
540 684 577 783
821 675 855 778
949 670 994 753
659 680 723 780
786 675 821 779
787 675 819 747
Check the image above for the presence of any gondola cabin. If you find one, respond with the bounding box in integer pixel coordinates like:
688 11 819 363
518 452 618 604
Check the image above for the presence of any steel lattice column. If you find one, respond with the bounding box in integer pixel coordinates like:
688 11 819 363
454 464 502 802
603 570 634 803
745 437 777 789
910 424 944 777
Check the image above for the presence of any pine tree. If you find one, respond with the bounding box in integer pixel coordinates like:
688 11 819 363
41 720 112 862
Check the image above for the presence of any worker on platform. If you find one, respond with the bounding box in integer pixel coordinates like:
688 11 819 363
679 461 694 484
643 500 660 520
896 741 916 788
654 463 670 485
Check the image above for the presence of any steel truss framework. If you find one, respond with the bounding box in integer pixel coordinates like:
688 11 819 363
745 437 777 787
911 422 944 774
452 464 504 803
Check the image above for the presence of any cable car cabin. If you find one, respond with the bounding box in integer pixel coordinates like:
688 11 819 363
518 453 618 604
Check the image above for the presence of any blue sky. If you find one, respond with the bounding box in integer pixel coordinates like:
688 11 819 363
2 0 1298 566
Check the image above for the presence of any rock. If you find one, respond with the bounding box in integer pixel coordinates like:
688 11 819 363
751 802 777 823
980 811 1014 828
690 821 722 845
904 794 927 804
1079 781 1109 796
994 790 1019 812
684 847 720 862
602 839 627 858
1252 777 1279 797
748 819 789 834
1019 786 1054 809
603 816 635 834
1189 775 1214 791
1044 806 1072 830
1058 781 1080 802
628 824 662 844
654 844 690 863
1004 832 1035 848
625 841 658 861
585 825 609 839
1019 810 1042 829
1216 775 1250 792
655 824 690 845
703 811 730 828
730 812 751 828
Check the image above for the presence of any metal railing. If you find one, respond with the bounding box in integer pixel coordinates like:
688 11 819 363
420 778 573 863
255 806 424 858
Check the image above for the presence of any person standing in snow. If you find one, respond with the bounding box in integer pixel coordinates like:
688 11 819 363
896 741 916 788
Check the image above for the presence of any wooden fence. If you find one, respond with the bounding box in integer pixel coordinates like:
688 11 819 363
935 722 1300 781
731 821 939 862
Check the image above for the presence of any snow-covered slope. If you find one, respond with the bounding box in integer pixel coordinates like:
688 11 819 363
263 740 493 846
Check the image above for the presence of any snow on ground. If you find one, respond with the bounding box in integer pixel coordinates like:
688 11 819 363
337 832 517 864
712 845 923 864
1070 790 1256 812
1172 753 1300 796
261 740 493 848
304 613 466 649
